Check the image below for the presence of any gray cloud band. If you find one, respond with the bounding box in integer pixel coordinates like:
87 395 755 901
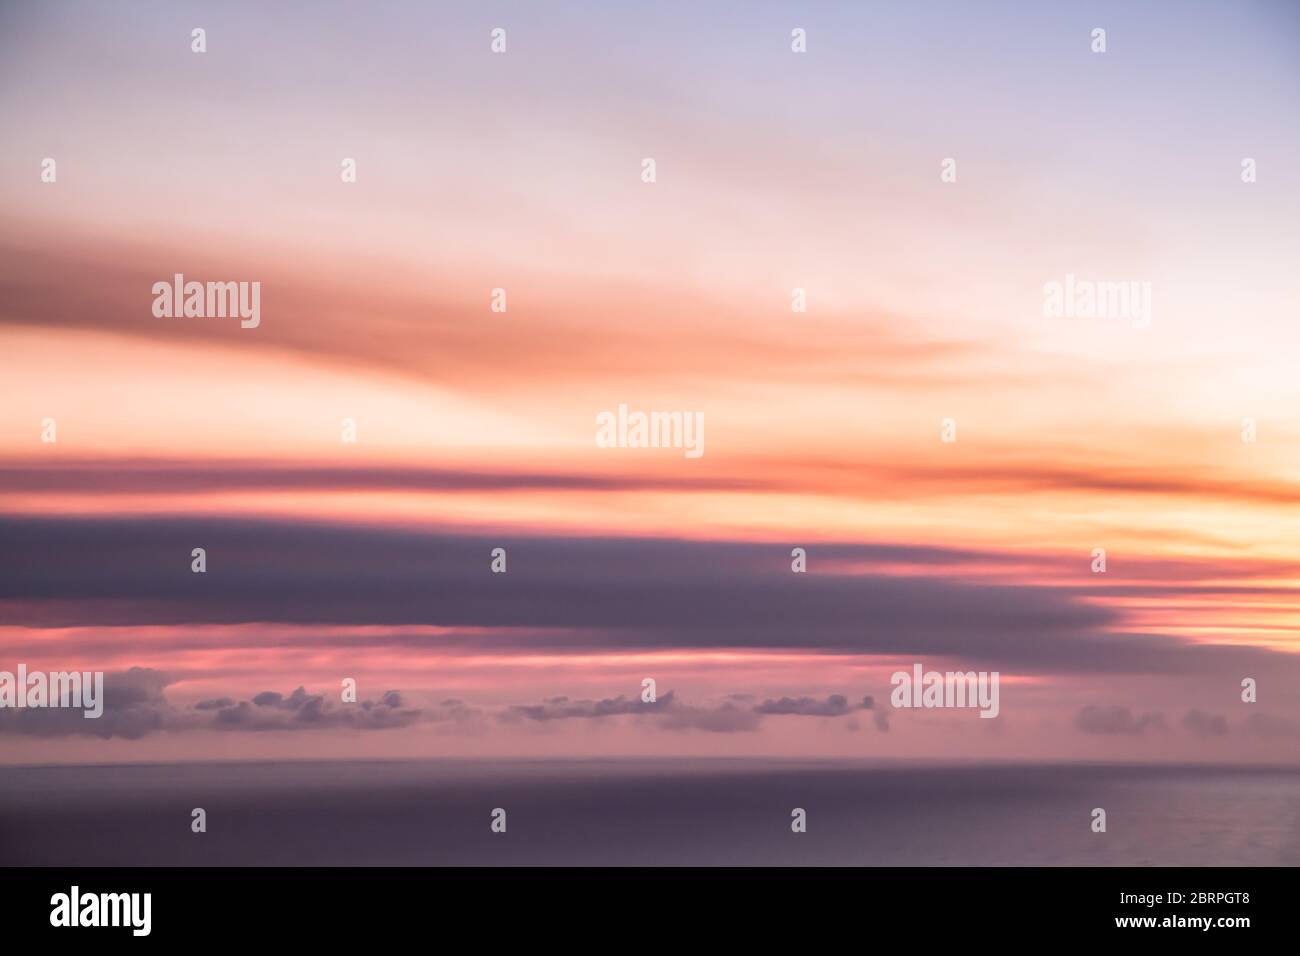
0 673 888 740
4 516 1292 678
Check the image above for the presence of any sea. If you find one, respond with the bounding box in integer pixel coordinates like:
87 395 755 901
1 759 1296 866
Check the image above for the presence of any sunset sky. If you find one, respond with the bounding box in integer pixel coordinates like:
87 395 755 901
1 0 1298 765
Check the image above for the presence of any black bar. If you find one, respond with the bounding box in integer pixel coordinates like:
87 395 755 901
0 867 1285 942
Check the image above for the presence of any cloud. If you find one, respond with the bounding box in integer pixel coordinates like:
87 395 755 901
503 690 888 734
1074 705 1165 736
501 690 763 734
206 686 420 732
0 671 423 738
502 692 674 723
1242 712 1300 738
1181 709 1228 737
0 237 988 397
656 701 761 734
0 667 170 740
753 694 852 717
1 672 889 740
0 460 762 497
5 514 1291 678
194 697 235 710
868 700 891 732
754 697 883 733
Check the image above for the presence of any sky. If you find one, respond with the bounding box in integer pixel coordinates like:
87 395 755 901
1 0 1298 765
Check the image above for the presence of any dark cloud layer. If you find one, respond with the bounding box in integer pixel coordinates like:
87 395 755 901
3 515 1289 677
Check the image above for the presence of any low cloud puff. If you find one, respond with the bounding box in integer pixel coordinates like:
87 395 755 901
1181 709 1228 738
502 692 675 723
206 686 420 732
1074 705 1165 736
